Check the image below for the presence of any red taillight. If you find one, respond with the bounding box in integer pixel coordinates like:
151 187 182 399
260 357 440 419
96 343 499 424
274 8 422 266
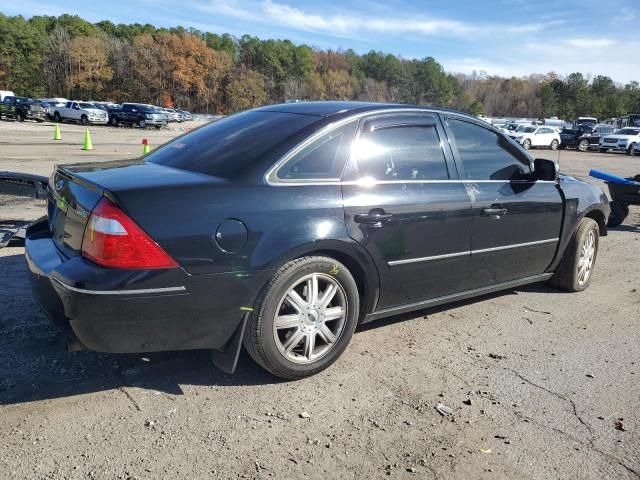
81 197 178 269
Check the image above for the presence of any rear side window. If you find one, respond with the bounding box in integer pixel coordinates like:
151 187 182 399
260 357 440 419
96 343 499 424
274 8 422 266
354 124 449 181
275 121 357 181
147 111 319 178
447 118 530 181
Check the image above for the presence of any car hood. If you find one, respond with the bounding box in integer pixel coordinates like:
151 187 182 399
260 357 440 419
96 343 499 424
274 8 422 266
605 134 639 140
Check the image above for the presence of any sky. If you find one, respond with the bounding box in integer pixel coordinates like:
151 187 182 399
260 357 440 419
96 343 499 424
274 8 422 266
1 0 638 84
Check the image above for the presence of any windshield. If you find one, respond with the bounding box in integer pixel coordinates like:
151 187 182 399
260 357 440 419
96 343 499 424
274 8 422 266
78 102 95 109
147 110 319 178
516 125 529 132
522 127 537 133
617 128 640 135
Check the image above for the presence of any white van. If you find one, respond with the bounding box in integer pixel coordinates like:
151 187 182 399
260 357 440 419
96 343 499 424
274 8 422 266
0 90 15 102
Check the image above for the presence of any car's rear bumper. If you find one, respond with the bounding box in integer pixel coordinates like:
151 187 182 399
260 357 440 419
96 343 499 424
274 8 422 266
25 218 271 353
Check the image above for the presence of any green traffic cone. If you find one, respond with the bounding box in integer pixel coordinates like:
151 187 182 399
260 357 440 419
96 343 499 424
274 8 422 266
53 123 61 141
83 128 93 151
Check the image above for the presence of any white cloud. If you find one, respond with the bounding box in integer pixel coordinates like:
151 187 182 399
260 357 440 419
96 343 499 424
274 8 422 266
194 0 558 40
564 38 617 48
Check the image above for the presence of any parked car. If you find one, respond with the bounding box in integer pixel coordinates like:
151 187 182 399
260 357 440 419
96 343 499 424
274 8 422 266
599 127 640 154
632 142 640 155
166 108 184 122
52 101 109 125
512 125 561 150
559 124 615 151
576 124 616 151
0 96 47 122
25 102 610 379
39 98 68 119
108 103 166 128
180 110 193 121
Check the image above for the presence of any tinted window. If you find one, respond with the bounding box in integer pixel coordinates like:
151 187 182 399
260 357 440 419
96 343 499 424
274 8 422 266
276 121 356 180
354 124 449 181
447 118 530 181
148 110 318 178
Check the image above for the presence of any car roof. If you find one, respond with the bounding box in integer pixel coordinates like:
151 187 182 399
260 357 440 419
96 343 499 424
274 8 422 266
254 101 470 119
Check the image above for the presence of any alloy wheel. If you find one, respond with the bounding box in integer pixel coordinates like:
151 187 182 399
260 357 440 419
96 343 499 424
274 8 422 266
578 140 589 151
577 229 596 286
273 273 347 364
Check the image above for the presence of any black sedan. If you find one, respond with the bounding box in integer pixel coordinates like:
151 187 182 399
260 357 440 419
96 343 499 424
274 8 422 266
26 102 610 379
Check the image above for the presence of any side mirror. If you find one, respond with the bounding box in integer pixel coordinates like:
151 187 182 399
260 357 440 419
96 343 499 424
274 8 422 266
533 158 558 182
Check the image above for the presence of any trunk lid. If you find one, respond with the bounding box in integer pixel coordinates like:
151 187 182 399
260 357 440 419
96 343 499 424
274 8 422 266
48 159 223 258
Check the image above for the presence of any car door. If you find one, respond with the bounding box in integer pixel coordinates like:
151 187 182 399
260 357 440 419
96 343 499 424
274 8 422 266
533 127 549 147
342 112 473 310
442 115 563 287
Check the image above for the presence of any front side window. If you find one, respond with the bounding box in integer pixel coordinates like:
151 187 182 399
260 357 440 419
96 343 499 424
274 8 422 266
276 121 356 181
447 118 531 181
354 123 449 181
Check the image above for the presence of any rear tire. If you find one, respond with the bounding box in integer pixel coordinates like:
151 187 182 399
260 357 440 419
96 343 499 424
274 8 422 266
607 201 629 227
243 256 360 380
523 139 531 150
549 218 599 292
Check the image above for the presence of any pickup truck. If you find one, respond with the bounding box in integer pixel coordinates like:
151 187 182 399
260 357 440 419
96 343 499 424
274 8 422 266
108 103 166 129
52 101 109 125
0 96 47 122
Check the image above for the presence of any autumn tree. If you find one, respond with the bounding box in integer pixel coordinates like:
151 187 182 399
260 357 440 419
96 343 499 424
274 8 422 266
225 67 267 113
67 35 113 97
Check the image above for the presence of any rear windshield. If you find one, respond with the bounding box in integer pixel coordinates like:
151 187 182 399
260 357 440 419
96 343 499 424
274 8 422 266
147 111 319 178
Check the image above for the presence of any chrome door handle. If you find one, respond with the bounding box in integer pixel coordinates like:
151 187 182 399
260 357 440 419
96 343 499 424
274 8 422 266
481 207 508 218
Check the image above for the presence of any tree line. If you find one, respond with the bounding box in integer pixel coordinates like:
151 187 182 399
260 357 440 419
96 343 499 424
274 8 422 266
1 12 639 118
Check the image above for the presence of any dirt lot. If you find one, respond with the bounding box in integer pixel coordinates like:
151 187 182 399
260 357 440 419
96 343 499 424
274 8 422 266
0 119 639 479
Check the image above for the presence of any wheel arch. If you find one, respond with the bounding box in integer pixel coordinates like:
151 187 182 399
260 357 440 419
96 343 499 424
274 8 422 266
583 208 607 236
267 239 381 320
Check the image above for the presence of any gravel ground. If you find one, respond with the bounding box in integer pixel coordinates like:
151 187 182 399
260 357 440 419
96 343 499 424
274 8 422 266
0 119 639 479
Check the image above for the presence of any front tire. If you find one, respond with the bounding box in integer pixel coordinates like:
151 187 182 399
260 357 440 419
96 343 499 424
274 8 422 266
627 143 635 156
578 139 589 152
16 111 24 122
243 256 360 380
550 139 559 150
523 139 531 150
138 118 147 128
80 115 88 126
549 218 599 292
600 148 607 153
53 112 61 122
